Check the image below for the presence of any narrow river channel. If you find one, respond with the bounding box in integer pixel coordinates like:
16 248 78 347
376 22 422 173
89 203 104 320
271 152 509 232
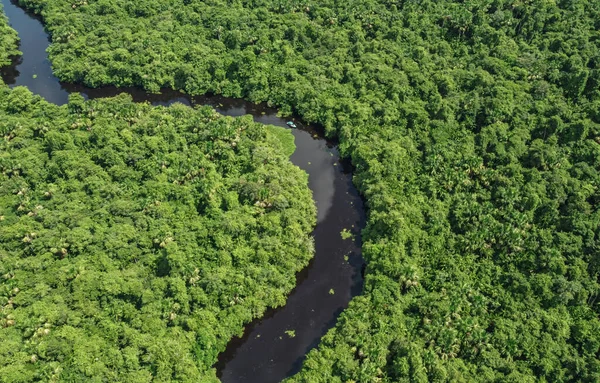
0 1 366 381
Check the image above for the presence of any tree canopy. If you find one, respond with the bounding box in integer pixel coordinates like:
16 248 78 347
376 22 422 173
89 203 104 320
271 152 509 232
3 0 600 381
0 3 19 68
0 85 315 382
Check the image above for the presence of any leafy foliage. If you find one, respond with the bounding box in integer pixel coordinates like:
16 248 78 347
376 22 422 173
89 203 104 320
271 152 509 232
0 85 315 382
0 3 19 67
6 0 600 381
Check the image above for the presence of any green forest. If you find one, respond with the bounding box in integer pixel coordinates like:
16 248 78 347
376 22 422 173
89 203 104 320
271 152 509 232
2 0 600 381
0 3 19 67
0 86 315 381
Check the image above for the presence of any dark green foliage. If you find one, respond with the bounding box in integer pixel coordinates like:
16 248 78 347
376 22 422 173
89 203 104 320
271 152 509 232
5 0 600 381
0 3 19 67
0 86 315 382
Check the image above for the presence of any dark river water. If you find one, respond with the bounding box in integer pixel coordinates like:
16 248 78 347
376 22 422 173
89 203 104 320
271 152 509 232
0 1 365 381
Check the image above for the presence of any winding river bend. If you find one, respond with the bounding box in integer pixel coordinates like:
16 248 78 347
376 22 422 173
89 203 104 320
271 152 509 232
1 1 366 382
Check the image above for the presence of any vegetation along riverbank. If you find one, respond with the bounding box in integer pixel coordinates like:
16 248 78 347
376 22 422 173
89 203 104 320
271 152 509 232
2 0 600 381
0 2 19 67
0 85 315 381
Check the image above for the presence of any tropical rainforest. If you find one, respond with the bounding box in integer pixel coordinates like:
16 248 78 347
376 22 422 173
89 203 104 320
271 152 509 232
0 85 315 381
1 0 600 381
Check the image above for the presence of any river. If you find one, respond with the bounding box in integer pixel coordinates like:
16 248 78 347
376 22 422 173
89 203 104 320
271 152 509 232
0 1 365 381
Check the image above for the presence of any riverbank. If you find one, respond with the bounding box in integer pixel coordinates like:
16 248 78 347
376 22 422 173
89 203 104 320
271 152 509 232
0 0 366 381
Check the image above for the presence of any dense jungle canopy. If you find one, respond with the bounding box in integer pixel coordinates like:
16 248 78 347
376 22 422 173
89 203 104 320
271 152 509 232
0 85 315 381
1 0 600 381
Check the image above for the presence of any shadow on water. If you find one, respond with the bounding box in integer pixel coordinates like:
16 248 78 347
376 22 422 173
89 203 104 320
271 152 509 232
0 0 366 381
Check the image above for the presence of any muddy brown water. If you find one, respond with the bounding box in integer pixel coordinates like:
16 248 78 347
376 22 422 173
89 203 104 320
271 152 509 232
0 1 365 381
